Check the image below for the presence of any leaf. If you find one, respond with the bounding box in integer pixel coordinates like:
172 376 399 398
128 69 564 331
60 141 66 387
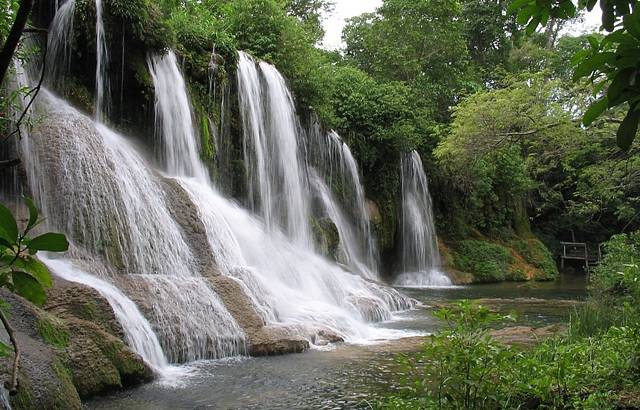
583 97 609 126
623 12 640 39
0 204 18 245
616 106 640 150
607 68 635 104
587 35 600 50
4 256 53 288
24 197 38 231
573 52 616 81
507 0 531 14
26 233 69 253
11 271 46 306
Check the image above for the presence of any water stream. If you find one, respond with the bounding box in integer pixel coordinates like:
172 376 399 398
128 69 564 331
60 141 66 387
395 151 452 287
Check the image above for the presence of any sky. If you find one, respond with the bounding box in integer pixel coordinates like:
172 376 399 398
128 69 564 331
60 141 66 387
321 0 602 51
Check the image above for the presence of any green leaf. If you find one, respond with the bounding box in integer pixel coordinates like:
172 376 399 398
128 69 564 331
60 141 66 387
0 341 12 357
24 197 38 231
587 35 600 50
607 68 635 104
507 0 531 14
583 97 609 126
623 12 640 39
616 107 640 150
26 233 69 253
12 271 46 306
573 52 616 80
0 204 18 245
5 256 53 288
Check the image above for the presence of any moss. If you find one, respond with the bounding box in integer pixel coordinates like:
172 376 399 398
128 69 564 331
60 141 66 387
36 314 70 348
311 217 340 261
452 240 513 282
12 369 35 409
510 238 558 281
51 358 82 409
200 114 215 161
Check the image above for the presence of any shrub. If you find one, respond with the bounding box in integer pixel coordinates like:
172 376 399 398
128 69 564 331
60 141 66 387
452 240 512 282
511 238 559 280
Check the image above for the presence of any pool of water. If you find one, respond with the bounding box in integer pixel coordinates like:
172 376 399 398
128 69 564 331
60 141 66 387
86 275 587 410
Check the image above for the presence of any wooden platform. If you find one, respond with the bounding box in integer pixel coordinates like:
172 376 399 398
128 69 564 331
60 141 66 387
560 242 602 271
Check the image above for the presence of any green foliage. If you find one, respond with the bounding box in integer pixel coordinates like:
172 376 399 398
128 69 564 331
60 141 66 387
452 240 513 282
591 231 640 300
509 0 640 150
510 238 559 280
379 301 640 409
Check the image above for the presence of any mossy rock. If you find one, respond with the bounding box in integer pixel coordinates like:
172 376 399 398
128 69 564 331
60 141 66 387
36 313 70 348
311 217 340 261
510 238 559 281
452 240 512 282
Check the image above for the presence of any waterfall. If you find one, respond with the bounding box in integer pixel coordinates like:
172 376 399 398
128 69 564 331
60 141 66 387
45 0 75 86
237 52 312 246
150 51 414 341
19 1 416 371
394 151 452 287
95 0 109 121
148 53 209 182
41 257 169 372
310 129 378 278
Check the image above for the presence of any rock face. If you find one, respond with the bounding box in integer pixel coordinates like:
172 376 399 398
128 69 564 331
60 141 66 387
0 279 153 410
208 275 314 356
161 177 220 277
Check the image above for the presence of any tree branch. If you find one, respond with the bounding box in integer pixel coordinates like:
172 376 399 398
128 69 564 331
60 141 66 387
0 308 19 395
0 0 35 86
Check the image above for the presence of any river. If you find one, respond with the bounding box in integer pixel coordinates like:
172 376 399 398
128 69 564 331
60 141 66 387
87 274 586 410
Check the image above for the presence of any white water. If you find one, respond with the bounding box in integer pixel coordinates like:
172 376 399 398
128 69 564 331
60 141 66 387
310 129 379 278
394 151 452 287
237 52 312 246
41 257 169 371
45 0 75 86
148 53 209 181
95 0 109 121
151 51 415 342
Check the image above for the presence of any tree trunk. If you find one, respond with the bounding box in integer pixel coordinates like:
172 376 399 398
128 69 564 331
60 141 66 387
0 0 34 86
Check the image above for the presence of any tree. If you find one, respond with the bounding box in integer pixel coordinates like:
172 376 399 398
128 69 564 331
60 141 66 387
0 0 33 86
509 0 640 150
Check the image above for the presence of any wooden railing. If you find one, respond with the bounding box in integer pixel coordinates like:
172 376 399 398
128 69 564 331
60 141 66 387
560 242 603 271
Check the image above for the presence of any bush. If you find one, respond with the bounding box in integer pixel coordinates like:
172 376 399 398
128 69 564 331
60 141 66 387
510 238 559 280
452 240 512 282
378 302 640 409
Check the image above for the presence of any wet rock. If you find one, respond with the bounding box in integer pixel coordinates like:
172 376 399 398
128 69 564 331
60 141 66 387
251 326 310 356
64 318 153 398
490 324 567 346
208 276 312 355
160 177 220 276
311 217 340 261
45 277 123 338
0 291 81 410
0 280 154 409
366 200 381 225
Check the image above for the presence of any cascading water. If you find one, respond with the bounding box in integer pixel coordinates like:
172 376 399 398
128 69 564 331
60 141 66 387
151 51 414 341
95 0 109 121
45 0 75 86
237 52 312 246
394 151 452 287
17 1 417 376
310 129 378 278
41 256 169 371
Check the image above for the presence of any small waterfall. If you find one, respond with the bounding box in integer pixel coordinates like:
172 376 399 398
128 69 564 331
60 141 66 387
148 53 208 182
237 52 311 246
45 0 75 86
95 0 109 121
395 151 452 287
310 170 376 279
310 129 378 277
41 257 169 372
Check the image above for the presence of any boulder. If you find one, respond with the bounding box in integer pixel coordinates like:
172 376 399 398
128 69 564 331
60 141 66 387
490 324 567 346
